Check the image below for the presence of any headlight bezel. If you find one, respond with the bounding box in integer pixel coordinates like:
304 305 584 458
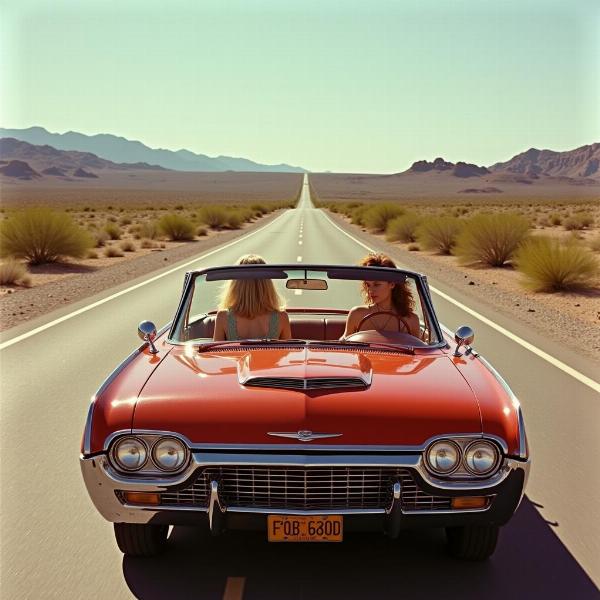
463 440 501 476
425 439 462 475
151 436 189 472
111 436 149 472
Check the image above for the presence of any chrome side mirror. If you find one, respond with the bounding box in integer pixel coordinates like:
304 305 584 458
138 320 159 354
453 325 474 357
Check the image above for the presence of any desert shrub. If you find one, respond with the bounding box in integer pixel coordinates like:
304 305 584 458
94 230 109 247
119 216 132 226
87 250 98 259
139 221 159 240
455 213 530 266
225 210 244 229
0 208 93 265
197 226 208 237
104 222 122 240
120 240 136 252
418 216 464 254
408 243 420 251
251 203 268 215
175 204 184 211
199 205 228 229
350 205 369 226
515 236 599 291
362 204 405 232
549 213 563 226
140 238 157 249
589 234 600 252
107 215 117 223
0 259 31 285
564 213 594 230
385 213 422 243
158 214 195 241
104 245 124 258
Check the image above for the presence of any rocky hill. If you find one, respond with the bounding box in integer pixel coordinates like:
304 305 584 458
408 158 490 178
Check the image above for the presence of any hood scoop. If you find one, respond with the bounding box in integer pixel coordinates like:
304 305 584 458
244 376 369 390
238 348 373 391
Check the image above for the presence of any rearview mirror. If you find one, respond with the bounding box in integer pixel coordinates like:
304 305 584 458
286 279 328 290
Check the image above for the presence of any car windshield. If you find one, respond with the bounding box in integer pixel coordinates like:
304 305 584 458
169 265 443 347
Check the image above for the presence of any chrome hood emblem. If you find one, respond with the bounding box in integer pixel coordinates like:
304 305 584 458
267 431 343 442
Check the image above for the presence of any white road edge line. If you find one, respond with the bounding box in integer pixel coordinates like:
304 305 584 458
319 210 600 394
0 210 290 351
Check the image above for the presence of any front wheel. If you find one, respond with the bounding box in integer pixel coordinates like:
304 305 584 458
114 523 168 557
445 524 499 561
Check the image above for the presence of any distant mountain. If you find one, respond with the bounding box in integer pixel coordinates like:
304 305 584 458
0 126 306 173
489 143 600 179
0 159 41 180
407 157 490 178
0 138 167 178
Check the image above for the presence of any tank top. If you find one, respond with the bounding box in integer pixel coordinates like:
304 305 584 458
226 309 280 340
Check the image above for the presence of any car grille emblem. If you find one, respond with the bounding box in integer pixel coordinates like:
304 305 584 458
267 431 343 442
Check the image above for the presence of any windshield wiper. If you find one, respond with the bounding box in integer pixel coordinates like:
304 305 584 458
195 339 307 351
310 340 415 355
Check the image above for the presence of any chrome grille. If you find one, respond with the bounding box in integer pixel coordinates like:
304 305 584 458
243 377 367 390
160 466 451 511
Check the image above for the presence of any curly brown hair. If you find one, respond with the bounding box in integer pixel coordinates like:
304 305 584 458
359 253 415 317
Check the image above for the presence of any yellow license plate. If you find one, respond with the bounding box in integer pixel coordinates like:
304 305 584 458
267 515 343 542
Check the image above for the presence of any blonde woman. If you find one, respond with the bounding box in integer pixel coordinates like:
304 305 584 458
213 254 292 341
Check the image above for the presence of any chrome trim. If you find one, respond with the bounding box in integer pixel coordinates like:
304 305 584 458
227 506 387 516
208 480 225 531
477 354 529 460
267 431 343 442
386 481 402 515
82 323 172 456
103 429 195 453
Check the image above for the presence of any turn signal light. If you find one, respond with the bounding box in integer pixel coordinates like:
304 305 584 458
451 496 488 510
123 491 161 505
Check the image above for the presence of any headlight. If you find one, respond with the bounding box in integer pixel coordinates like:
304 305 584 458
152 437 187 471
464 441 500 475
112 437 148 471
425 440 461 475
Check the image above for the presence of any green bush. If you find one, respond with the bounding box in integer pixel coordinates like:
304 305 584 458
139 221 159 240
250 203 268 216
0 259 31 286
515 236 599 291
386 213 422 243
104 222 122 240
350 205 369 226
418 216 464 254
225 210 244 229
455 213 530 266
362 204 405 232
199 205 228 229
158 214 195 241
0 208 93 265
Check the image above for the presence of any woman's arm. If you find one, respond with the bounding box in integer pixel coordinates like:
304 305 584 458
279 311 292 340
405 312 421 337
341 307 364 339
213 311 227 341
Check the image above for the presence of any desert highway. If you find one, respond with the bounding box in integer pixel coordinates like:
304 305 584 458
1 175 599 599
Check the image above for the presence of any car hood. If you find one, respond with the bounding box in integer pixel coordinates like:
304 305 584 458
132 346 482 446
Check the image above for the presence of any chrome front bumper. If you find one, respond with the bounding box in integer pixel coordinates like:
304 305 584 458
80 451 530 532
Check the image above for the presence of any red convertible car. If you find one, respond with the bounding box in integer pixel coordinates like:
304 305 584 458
80 264 529 560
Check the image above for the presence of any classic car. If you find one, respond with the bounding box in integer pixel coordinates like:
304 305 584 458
80 264 530 560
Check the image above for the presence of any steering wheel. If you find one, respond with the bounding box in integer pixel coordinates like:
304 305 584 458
357 310 410 334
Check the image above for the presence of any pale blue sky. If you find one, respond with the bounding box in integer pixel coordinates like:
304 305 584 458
1 0 598 172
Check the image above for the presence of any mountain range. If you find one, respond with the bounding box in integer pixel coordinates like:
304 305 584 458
0 126 306 173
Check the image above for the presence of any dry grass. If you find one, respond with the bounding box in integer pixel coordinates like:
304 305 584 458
385 213 422 243
418 216 464 254
158 214 195 241
0 259 32 286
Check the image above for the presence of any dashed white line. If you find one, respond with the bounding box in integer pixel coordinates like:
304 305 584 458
298 240 303 246
297 256 302 262
318 209 600 394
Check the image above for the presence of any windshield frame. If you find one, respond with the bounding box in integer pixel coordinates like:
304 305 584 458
167 264 446 348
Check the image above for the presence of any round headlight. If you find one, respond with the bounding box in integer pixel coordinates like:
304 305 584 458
113 437 147 471
152 437 187 471
426 440 461 475
464 441 500 475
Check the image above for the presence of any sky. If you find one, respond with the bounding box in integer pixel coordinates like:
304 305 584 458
1 0 599 173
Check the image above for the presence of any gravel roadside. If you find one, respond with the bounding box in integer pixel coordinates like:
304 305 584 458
0 210 285 333
324 211 600 363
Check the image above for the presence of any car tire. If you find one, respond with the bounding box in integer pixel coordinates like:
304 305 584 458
113 523 168 557
445 524 499 561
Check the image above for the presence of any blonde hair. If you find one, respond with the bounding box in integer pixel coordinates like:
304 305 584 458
219 254 283 318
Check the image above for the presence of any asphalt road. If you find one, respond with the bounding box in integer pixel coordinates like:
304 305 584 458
1 175 599 599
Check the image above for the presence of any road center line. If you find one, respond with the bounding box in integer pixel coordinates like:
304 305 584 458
297 256 302 262
319 210 600 393
0 210 290 351
222 577 246 600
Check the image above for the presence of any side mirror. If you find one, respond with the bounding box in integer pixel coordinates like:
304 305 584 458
138 320 159 354
453 325 474 357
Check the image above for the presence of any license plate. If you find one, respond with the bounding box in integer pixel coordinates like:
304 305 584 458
267 515 343 542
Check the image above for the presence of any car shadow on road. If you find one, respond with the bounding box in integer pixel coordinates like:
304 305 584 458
122 497 599 599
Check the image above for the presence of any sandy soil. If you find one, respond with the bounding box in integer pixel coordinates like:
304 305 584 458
326 212 600 363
